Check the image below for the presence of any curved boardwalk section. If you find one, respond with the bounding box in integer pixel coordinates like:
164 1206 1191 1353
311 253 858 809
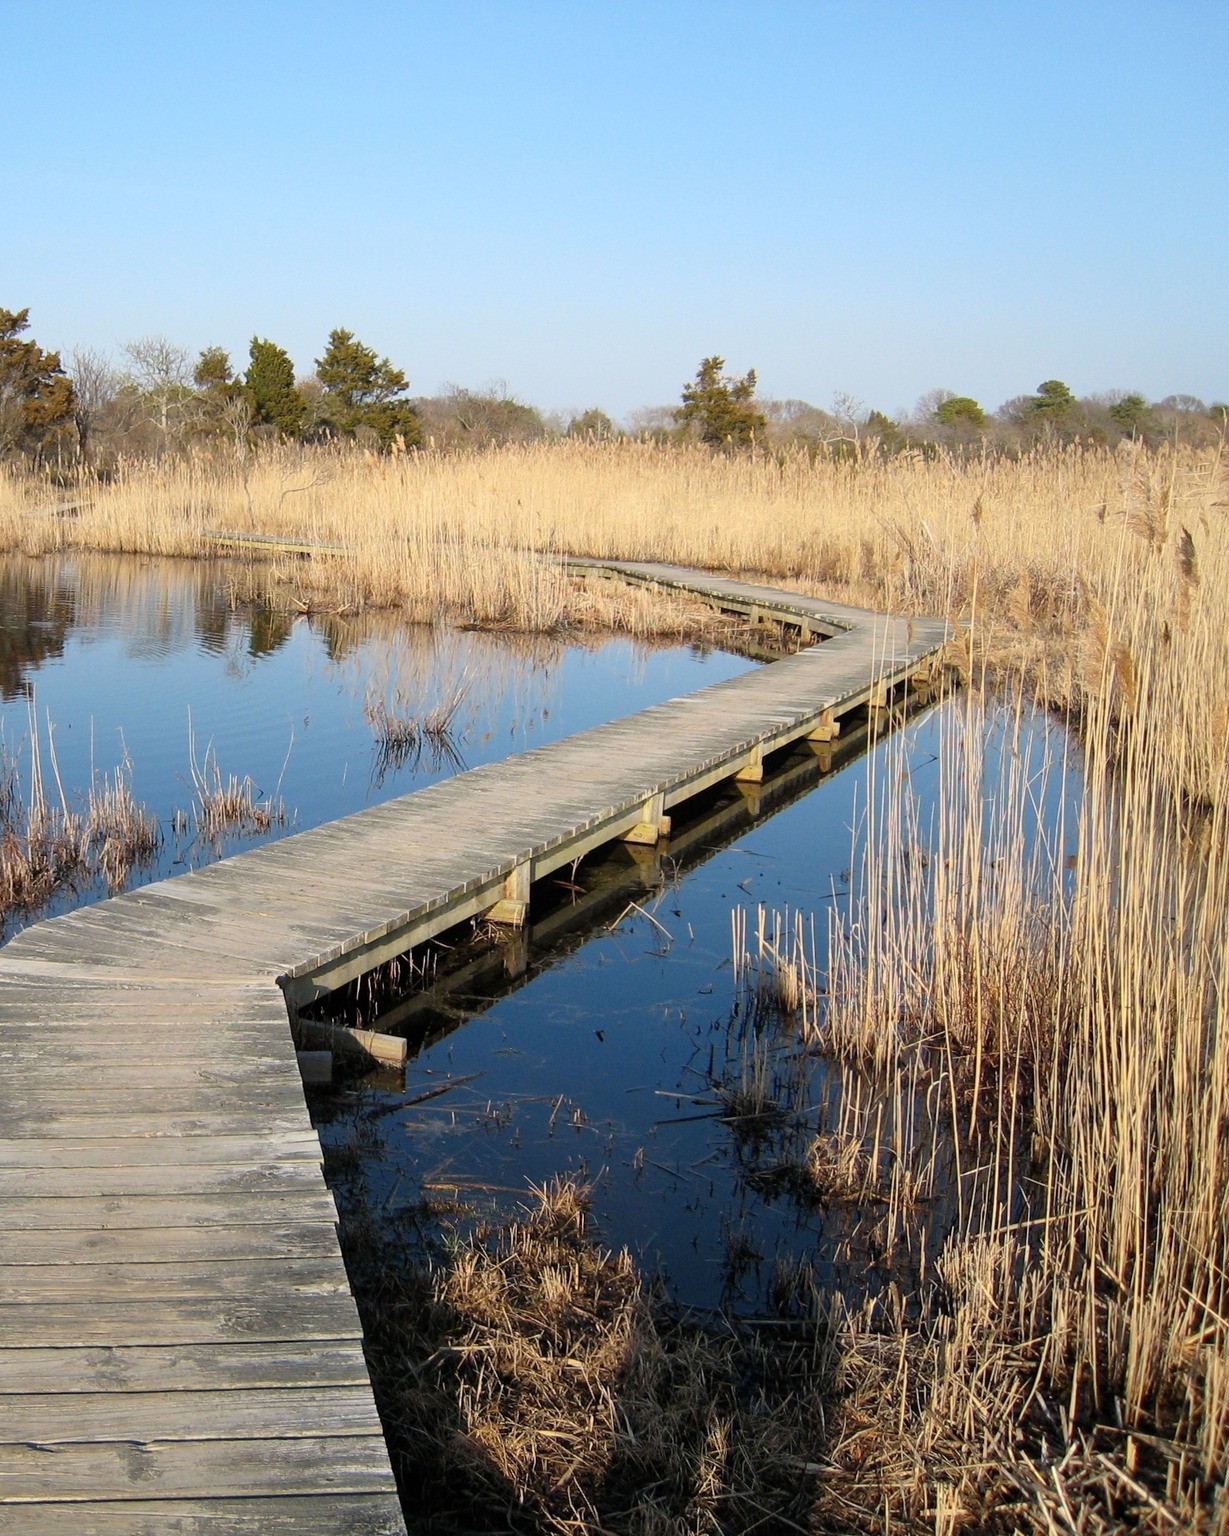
0 563 945 1532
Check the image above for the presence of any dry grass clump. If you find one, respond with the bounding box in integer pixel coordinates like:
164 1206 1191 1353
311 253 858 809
348 1176 828 1535
186 724 286 837
87 755 161 888
0 734 164 915
364 674 470 780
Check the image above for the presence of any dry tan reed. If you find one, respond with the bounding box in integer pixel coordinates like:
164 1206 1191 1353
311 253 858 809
4 435 1224 801
734 658 1229 1526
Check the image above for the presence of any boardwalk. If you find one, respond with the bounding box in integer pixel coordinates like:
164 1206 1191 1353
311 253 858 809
0 562 946 1531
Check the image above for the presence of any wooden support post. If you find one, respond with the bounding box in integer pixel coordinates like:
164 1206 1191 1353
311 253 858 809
807 709 841 743
488 860 530 927
810 742 836 773
296 1050 333 1085
734 743 764 783
868 680 889 711
622 791 670 845
296 1017 408 1066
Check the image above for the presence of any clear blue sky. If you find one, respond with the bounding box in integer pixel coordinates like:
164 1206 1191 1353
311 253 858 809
4 0 1225 420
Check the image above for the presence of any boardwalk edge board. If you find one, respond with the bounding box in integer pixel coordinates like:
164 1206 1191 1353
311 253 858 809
0 561 946 1530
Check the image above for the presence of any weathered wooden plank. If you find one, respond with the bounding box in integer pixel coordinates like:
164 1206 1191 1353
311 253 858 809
2 1221 340 1266
0 1433 398 1500
0 1256 351 1304
0 1292 362 1347
0 1341 371 1394
0 1132 321 1168
0 1385 382 1443
0 1161 326 1199
0 1107 314 1140
0 1492 406 1534
0 1192 336 1231
0 1079 310 1119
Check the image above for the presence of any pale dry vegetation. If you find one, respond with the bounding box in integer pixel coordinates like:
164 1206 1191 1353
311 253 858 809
343 1176 830 1536
5 436 1228 1527
734 665 1229 1525
2 436 1224 786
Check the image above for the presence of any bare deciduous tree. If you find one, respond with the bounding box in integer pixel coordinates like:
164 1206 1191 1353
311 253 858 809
122 335 195 452
69 348 122 465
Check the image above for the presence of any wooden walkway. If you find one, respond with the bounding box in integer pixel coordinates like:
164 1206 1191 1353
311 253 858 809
0 562 946 1532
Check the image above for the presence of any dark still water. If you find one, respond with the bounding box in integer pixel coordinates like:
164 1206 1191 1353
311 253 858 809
0 553 1083 1316
0 555 753 928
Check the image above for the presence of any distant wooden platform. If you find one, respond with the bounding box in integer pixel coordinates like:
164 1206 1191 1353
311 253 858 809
0 562 946 1531
203 529 348 558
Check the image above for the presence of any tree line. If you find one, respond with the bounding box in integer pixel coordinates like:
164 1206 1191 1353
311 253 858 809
2 307 1224 471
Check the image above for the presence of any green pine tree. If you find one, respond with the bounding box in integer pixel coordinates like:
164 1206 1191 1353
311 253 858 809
246 338 305 438
675 357 766 447
315 328 419 449
933 395 986 429
0 307 76 458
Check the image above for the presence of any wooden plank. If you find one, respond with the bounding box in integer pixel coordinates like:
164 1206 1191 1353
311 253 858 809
0 1256 352 1304
2 1222 341 1266
0 1107 315 1140
0 1385 383 1443
0 1341 372 1394
0 1193 337 1231
0 1132 322 1169
0 1493 407 1534
0 1433 398 1500
0 1292 363 1347
0 1161 327 1200
0 1082 310 1120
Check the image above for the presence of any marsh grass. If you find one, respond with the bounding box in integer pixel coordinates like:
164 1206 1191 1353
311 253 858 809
185 717 287 838
731 660 1229 1528
87 753 161 889
340 1175 831 1535
7 434 1224 801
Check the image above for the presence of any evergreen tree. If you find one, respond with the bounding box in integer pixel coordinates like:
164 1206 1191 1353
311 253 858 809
246 338 305 438
1029 379 1076 418
0 307 76 458
194 347 235 391
192 346 254 450
933 394 985 429
865 409 907 453
315 328 419 449
675 356 766 447
1108 392 1151 436
566 407 615 439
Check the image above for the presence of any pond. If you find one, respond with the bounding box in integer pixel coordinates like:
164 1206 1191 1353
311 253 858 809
0 552 1083 1316
0 554 753 932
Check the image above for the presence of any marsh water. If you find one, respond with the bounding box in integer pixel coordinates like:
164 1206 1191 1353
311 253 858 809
0 554 1082 1314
